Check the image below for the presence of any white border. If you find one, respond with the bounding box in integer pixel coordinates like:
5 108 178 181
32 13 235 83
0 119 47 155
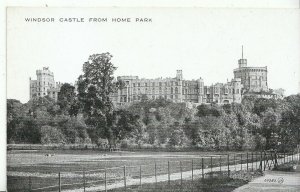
1 0 299 191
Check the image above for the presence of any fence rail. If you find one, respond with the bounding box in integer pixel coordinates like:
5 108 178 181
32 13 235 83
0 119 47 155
7 151 300 192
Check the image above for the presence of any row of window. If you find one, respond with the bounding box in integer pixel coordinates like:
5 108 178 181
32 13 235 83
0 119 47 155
127 87 200 94
31 82 54 87
121 87 240 96
132 81 180 87
236 68 266 72
120 95 181 102
131 81 202 87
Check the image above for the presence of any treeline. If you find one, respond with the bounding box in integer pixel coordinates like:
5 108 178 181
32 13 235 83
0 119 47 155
7 53 300 151
7 93 300 151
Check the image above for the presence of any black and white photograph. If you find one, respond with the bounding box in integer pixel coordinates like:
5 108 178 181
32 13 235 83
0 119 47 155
4 2 300 192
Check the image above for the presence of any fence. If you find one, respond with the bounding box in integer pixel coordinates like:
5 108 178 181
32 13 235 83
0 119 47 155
8 151 300 192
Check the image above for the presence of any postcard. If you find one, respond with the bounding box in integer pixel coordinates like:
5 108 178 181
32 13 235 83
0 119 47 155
5 6 300 192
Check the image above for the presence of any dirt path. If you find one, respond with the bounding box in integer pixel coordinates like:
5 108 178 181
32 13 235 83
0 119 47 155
232 171 300 192
233 157 300 192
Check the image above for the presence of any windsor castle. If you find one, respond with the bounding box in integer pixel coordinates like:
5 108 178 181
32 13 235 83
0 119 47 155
29 49 284 106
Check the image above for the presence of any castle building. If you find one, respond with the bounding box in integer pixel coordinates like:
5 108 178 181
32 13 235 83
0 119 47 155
30 47 282 105
233 46 268 93
29 67 62 101
110 70 243 106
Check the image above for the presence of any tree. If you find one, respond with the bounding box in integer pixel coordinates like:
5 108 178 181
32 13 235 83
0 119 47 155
7 99 26 143
57 83 79 116
253 98 278 116
40 125 66 144
77 53 122 146
196 104 221 117
279 94 300 150
261 108 281 149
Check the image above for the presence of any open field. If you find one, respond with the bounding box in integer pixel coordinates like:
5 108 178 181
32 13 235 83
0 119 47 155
7 149 296 192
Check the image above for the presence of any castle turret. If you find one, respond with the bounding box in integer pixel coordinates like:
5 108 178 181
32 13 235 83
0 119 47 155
197 77 204 103
176 70 183 80
176 70 183 102
238 46 247 68
232 78 242 103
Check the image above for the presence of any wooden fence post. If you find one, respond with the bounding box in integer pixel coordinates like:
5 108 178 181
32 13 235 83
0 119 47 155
263 152 265 171
58 172 61 192
246 152 248 171
202 158 204 179
227 154 230 177
251 152 253 171
234 154 236 171
210 156 213 176
105 168 107 192
180 161 183 186
140 165 142 188
255 152 257 170
155 163 157 187
124 166 126 191
168 161 170 185
28 176 32 192
240 154 243 171
219 156 222 174
192 159 194 182
83 171 86 192
260 152 263 171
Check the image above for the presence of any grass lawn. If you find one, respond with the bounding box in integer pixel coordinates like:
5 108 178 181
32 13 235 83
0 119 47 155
7 149 265 192
108 175 249 192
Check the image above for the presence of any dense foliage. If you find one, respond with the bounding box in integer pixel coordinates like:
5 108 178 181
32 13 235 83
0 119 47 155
7 53 300 151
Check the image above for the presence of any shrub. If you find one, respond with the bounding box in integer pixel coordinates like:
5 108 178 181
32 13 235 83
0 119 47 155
40 125 66 144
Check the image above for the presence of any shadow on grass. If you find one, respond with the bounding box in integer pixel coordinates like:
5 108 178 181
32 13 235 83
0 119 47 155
109 174 249 192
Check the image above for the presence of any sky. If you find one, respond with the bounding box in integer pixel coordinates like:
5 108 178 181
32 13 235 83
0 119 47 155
6 7 300 103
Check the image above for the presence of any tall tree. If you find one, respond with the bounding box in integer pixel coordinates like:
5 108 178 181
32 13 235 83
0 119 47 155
77 53 122 145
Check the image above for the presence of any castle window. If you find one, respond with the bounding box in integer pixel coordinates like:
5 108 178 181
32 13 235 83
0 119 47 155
175 87 178 94
133 83 135 87
175 82 178 86
159 82 162 86
138 83 140 87
152 82 155 87
145 83 147 87
237 89 239 94
171 87 173 94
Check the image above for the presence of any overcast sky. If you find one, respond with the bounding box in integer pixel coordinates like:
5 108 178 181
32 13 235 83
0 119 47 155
7 7 300 103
